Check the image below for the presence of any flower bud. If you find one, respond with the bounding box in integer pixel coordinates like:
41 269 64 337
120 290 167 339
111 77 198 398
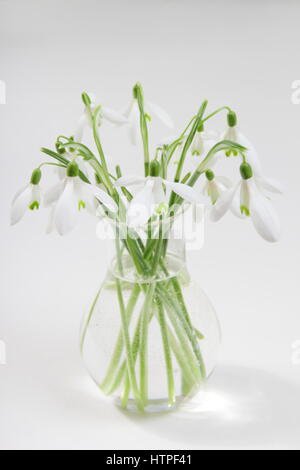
30 168 42 185
81 92 92 106
67 161 79 178
240 162 253 180
133 83 143 101
205 169 215 181
150 160 160 177
227 110 237 127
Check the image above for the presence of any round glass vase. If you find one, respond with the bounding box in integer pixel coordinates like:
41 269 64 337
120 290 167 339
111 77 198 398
80 212 221 413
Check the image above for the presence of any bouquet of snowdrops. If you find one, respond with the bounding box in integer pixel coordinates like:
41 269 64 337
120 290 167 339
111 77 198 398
11 84 282 412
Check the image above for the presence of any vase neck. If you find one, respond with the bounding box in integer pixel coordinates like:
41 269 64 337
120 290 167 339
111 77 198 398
110 241 186 284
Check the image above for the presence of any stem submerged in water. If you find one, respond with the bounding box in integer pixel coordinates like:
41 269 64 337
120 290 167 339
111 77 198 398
116 279 144 412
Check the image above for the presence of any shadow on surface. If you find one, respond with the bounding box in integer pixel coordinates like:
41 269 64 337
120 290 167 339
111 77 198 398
120 365 300 449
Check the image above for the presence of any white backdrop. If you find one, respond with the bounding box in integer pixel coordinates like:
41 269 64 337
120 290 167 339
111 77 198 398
1 0 300 450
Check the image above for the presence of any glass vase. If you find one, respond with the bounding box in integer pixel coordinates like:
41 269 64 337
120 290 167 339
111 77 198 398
80 210 221 413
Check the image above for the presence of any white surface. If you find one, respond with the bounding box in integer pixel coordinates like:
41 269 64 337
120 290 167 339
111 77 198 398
1 0 300 450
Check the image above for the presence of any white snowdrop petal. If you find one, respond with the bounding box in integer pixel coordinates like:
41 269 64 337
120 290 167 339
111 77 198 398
11 185 32 225
153 180 166 205
210 184 240 222
240 180 250 210
208 181 221 205
249 181 281 242
191 133 204 156
231 187 246 219
44 180 65 207
164 181 201 204
223 127 238 142
12 184 30 205
31 185 41 204
101 107 129 125
54 179 79 235
147 101 174 128
127 181 155 227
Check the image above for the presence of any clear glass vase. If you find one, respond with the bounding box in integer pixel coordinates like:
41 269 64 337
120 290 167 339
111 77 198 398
80 211 221 413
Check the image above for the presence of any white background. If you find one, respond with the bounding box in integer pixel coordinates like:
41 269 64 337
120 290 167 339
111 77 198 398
1 0 300 450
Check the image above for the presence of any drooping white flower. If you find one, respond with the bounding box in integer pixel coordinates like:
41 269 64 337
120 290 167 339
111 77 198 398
221 111 262 175
191 128 219 156
203 170 232 205
11 169 42 225
122 98 174 145
190 128 219 171
210 162 282 242
75 92 128 142
114 172 201 228
44 161 118 235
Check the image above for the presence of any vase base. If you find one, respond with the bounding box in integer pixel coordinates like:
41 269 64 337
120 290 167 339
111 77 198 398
114 396 186 414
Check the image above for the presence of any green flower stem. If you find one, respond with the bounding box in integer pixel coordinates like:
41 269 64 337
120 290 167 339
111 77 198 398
116 279 144 412
161 291 201 382
150 216 164 277
171 278 206 378
159 262 205 341
120 371 131 408
173 100 208 185
167 327 199 395
110 310 143 397
80 286 102 353
134 84 150 176
156 297 175 406
160 284 205 379
201 106 231 124
122 236 205 376
92 106 109 173
115 232 124 277
117 289 197 402
100 284 140 393
139 283 156 406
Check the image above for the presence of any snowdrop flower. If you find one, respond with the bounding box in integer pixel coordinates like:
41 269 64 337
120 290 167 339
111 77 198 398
44 161 118 235
203 170 232 205
114 162 201 228
190 127 219 171
221 111 262 175
191 126 219 157
122 90 174 145
75 92 128 142
210 162 282 242
11 169 42 225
